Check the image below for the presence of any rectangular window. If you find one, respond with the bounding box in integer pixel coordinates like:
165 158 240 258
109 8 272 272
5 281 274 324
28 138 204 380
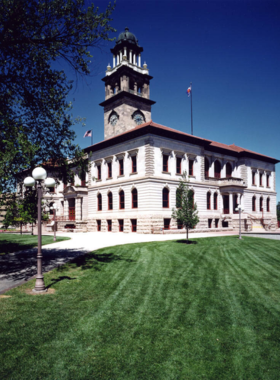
164 218 171 230
97 220 101 231
266 174 270 187
189 160 194 176
97 165 101 180
252 171 255 185
48 186 55 193
176 157 182 174
108 162 112 178
119 159 124 176
118 219 124 232
131 219 137 232
107 220 112 232
132 156 137 173
259 173 263 186
163 154 169 172
208 219 212 228
215 219 219 228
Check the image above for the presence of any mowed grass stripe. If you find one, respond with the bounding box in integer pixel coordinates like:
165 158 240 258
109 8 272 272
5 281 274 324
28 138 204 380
1 236 280 379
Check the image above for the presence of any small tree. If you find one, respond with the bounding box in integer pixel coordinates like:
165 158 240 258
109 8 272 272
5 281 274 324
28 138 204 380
3 191 49 234
172 172 199 243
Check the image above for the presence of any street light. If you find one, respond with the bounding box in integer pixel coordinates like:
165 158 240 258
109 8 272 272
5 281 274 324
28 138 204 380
24 167 55 293
235 204 244 240
50 203 57 242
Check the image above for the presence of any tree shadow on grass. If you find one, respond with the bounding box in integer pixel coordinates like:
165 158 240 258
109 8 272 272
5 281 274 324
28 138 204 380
70 251 136 270
176 240 198 244
47 275 77 289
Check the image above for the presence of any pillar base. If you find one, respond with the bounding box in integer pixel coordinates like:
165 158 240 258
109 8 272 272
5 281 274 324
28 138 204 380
32 288 48 293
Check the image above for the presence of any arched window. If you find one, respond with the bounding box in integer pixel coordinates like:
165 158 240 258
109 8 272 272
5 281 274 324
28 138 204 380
205 158 209 178
252 196 256 212
49 202 54 215
119 190 125 209
214 160 221 179
214 193 218 210
233 194 238 213
108 192 113 210
162 188 169 208
260 197 263 212
226 163 232 178
207 192 211 210
267 198 270 212
176 188 182 208
97 193 102 211
132 188 138 208
80 171 86 186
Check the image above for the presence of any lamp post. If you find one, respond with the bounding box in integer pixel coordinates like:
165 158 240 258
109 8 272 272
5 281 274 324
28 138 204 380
235 205 244 240
50 203 57 242
24 167 55 293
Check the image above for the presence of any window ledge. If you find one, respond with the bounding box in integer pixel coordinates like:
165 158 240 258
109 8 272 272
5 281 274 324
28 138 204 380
106 177 113 180
252 184 256 186
130 172 138 176
176 173 183 176
260 185 264 188
162 171 171 175
117 174 125 178
189 175 196 179
96 179 102 182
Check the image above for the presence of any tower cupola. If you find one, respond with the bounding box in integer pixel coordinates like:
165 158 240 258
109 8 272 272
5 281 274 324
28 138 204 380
100 27 155 140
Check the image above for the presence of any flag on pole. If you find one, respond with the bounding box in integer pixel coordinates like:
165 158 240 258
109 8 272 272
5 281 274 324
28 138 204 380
187 86 192 97
83 130 92 138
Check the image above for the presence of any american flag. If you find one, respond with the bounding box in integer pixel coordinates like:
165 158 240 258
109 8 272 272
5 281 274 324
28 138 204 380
83 130 92 138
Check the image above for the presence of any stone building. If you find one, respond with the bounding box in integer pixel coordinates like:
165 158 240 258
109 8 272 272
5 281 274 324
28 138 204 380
43 28 279 233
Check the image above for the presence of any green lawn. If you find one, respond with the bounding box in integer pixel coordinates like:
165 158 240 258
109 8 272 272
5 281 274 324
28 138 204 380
0 234 70 255
1 236 280 379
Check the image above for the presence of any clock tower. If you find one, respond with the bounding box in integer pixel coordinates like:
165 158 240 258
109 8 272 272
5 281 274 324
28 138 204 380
100 27 156 140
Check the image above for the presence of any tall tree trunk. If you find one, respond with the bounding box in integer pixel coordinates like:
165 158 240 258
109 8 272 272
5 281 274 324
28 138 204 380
20 222 22 235
186 227 189 243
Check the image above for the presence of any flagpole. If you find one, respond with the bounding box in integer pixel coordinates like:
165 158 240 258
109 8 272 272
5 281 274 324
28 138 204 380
91 129 93 146
190 82 193 135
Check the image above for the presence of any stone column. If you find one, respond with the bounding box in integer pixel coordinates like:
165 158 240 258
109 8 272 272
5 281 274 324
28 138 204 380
64 199 69 219
138 54 141 67
134 82 137 95
117 54 120 65
124 47 127 57
113 55 116 67
129 50 132 63
120 51 122 62
76 198 82 221
229 193 233 214
133 53 136 65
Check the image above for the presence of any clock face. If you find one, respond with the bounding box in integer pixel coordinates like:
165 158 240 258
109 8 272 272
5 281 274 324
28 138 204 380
110 114 118 126
133 112 144 125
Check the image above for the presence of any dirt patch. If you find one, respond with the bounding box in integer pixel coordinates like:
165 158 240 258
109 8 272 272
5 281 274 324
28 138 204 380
24 288 56 295
0 295 12 299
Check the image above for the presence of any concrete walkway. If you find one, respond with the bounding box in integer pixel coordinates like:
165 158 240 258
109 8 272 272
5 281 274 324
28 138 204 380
0 231 237 294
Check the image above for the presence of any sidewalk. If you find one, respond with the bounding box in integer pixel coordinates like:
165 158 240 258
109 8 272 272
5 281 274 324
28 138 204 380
0 230 237 294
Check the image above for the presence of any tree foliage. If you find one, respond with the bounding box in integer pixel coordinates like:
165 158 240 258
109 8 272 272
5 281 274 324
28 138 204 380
172 172 200 243
277 202 280 222
2 191 49 233
0 0 116 194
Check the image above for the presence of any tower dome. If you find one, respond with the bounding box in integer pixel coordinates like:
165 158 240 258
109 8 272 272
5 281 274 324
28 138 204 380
116 27 138 46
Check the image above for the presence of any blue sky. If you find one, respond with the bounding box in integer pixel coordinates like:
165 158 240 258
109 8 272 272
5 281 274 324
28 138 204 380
67 0 280 200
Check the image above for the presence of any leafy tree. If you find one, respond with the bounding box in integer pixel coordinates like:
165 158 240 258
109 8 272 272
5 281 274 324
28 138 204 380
2 191 49 234
0 0 116 194
277 202 280 222
172 172 199 243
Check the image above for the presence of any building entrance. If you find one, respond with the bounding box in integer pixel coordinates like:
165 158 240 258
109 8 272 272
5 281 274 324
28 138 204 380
68 199 75 220
223 195 229 214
